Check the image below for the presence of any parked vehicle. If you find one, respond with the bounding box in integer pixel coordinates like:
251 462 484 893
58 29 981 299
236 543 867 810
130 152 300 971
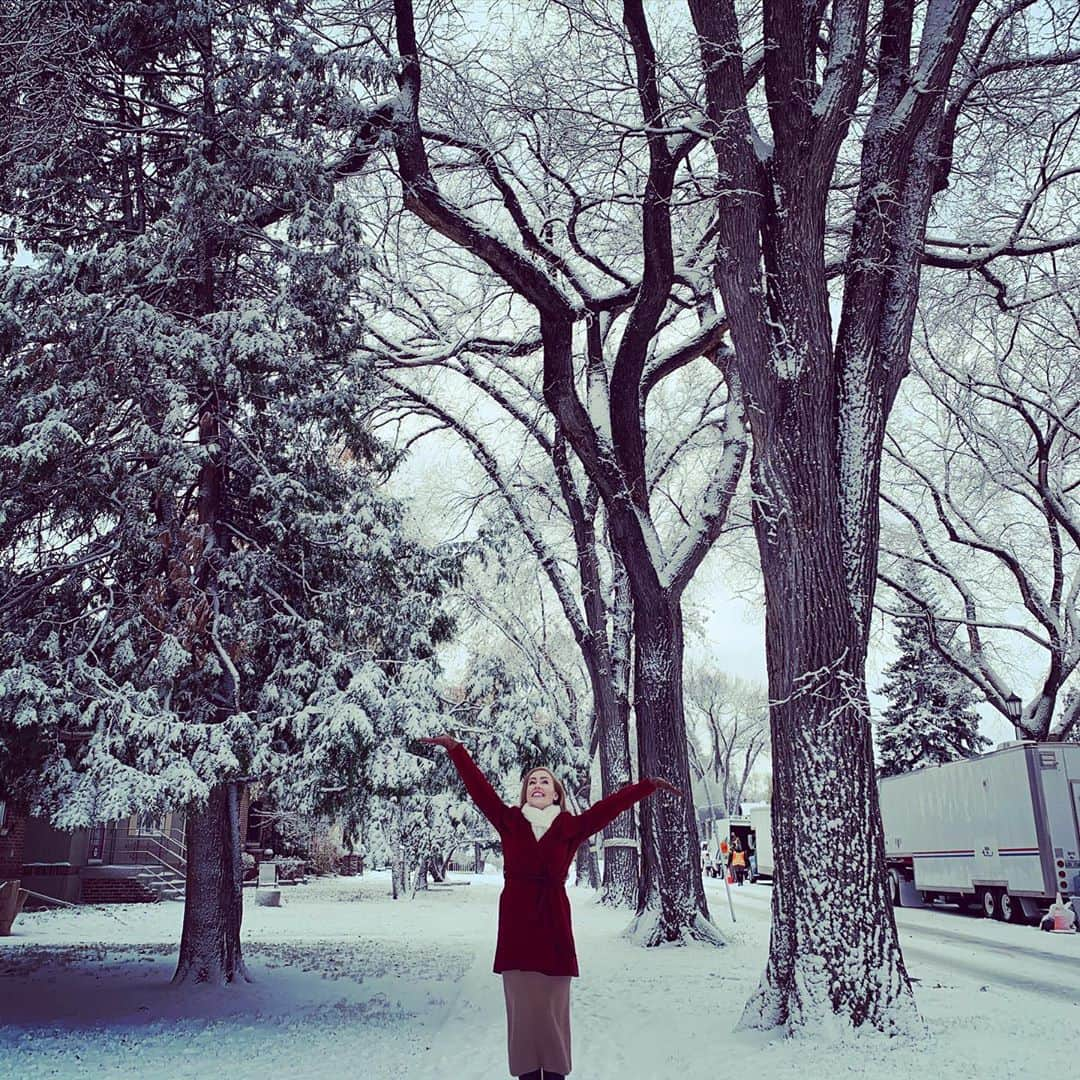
700 811 772 882
748 805 773 880
880 741 1080 923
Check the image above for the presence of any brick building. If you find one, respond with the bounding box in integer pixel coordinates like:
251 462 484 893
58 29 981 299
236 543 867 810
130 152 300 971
0 787 258 905
0 799 27 883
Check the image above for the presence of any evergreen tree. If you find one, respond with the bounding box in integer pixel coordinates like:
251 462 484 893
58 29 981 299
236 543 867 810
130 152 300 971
876 570 990 777
0 1 453 982
361 649 588 899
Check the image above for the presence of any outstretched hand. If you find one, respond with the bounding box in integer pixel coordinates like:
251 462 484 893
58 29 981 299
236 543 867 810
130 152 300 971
649 777 682 798
418 735 460 751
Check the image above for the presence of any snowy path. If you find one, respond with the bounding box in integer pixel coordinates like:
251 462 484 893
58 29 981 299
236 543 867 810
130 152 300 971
1 873 1076 1080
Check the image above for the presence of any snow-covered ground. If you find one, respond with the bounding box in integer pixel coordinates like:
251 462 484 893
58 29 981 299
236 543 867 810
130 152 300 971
1 873 1076 1079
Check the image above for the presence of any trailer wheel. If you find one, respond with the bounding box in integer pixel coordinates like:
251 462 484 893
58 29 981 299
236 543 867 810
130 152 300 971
998 892 1028 924
979 887 998 920
888 869 901 907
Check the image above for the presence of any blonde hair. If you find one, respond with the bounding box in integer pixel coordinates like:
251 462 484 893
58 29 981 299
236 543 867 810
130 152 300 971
518 767 567 808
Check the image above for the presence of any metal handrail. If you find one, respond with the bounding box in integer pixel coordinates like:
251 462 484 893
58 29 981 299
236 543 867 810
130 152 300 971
155 835 186 862
139 829 186 858
129 827 185 854
132 833 187 878
137 847 186 880
126 823 186 851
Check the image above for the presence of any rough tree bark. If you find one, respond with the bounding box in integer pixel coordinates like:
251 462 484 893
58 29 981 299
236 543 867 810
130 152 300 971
172 355 247 982
624 586 712 942
555 449 640 906
685 0 999 1032
593 554 638 905
174 782 248 983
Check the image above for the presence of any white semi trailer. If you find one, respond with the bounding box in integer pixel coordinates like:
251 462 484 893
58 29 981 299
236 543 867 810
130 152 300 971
879 741 1080 922
748 805 773 879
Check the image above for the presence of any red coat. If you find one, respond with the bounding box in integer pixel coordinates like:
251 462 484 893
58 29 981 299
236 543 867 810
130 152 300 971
449 743 657 977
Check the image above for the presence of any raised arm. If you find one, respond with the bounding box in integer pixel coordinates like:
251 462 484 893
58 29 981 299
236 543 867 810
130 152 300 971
571 777 677 842
420 736 509 831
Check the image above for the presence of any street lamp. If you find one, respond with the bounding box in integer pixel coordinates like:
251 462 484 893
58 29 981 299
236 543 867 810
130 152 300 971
1004 692 1023 741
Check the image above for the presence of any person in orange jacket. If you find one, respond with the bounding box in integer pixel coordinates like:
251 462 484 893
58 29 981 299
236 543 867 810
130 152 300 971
729 837 748 886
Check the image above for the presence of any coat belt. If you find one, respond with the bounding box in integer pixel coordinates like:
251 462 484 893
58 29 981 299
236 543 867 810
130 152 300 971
503 871 570 955
504 871 564 886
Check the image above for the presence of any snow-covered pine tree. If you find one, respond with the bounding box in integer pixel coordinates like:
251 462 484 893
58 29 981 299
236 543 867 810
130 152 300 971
333 657 475 902
876 569 989 777
458 525 608 888
0 1 453 982
347 648 585 900
437 652 589 880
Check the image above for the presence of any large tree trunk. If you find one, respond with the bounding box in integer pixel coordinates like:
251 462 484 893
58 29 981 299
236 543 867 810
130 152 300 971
595 552 639 906
390 0 725 948
731 1 968 1031
173 155 246 983
738 408 915 1032
174 782 248 984
592 674 639 905
624 588 720 946
387 805 408 899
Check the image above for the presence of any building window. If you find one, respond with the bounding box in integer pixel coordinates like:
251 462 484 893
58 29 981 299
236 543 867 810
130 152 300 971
129 813 165 836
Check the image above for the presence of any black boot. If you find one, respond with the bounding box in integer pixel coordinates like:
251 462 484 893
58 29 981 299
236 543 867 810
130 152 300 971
543 1074 565 1079
519 1072 542 1080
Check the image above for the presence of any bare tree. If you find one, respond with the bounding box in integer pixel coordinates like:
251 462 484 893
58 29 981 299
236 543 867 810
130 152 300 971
375 354 646 904
362 1 750 946
313 0 1077 1028
669 0 1080 1031
880 275 1080 741
685 669 769 815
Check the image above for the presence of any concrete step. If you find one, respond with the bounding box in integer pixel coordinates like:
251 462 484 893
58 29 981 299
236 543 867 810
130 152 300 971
133 868 186 900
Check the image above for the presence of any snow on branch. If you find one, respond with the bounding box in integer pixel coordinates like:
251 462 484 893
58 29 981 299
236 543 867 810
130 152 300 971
661 365 747 599
641 315 729 403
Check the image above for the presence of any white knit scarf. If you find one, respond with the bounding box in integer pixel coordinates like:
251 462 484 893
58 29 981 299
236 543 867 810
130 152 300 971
520 802 561 840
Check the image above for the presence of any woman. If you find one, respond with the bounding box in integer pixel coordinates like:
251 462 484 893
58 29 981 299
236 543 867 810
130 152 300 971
420 734 679 1080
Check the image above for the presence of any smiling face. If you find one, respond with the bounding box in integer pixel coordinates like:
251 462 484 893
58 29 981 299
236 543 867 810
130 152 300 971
523 768 558 810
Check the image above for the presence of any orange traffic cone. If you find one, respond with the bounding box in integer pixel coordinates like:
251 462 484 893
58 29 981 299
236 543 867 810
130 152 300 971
1051 893 1074 931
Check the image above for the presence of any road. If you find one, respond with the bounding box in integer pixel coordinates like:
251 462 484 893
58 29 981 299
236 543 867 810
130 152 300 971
707 878 1080 999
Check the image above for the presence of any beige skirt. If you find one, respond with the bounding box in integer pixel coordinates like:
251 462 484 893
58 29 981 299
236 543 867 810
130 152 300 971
501 970 572 1076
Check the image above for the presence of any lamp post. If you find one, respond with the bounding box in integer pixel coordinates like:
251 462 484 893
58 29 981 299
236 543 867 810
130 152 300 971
1004 693 1024 741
